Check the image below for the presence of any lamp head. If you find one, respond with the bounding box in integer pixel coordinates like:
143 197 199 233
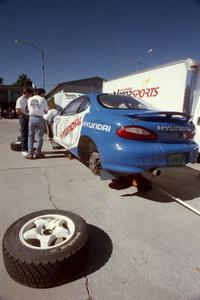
15 39 24 45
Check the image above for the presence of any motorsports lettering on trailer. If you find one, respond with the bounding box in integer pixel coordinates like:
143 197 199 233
117 86 160 98
60 117 82 139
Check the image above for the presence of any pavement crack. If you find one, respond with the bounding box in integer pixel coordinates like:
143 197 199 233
0 165 66 171
83 268 93 300
44 170 58 209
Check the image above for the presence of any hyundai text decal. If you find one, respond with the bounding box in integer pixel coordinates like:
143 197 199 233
117 87 159 98
157 125 191 132
60 117 82 139
83 121 111 132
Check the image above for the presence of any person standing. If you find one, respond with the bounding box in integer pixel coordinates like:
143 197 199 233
15 88 34 156
26 88 48 159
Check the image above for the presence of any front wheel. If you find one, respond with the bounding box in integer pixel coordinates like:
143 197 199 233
89 151 102 175
2 209 89 288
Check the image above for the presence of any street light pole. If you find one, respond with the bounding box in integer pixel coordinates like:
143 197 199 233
41 49 45 89
15 39 45 89
135 48 153 72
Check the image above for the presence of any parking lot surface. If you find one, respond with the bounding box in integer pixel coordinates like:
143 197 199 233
0 119 200 300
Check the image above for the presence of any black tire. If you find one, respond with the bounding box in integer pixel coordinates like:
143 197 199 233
10 141 22 152
2 209 89 288
51 139 63 150
89 151 102 175
18 136 36 143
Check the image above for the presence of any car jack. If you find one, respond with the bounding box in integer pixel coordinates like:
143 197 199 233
127 174 152 192
109 174 152 192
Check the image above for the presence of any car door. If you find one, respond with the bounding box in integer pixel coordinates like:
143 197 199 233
54 96 90 150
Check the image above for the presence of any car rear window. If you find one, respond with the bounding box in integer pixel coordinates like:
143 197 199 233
98 94 148 110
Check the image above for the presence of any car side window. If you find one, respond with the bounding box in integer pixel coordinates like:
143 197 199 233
78 97 90 113
62 96 90 116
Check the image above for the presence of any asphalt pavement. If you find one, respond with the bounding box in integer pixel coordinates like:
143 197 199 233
0 118 200 300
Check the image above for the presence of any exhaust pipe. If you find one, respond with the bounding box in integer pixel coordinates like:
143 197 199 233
151 169 161 177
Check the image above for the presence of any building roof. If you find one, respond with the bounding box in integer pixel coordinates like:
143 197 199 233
46 76 106 98
0 84 24 91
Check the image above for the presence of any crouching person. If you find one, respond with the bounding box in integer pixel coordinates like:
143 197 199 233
26 88 48 159
43 107 58 141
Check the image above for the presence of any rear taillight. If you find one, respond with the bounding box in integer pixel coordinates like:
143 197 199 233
183 129 196 140
116 126 157 140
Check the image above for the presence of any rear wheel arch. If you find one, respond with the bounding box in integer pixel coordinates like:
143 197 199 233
78 136 99 162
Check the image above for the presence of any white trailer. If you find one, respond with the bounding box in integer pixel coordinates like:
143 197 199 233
103 58 200 159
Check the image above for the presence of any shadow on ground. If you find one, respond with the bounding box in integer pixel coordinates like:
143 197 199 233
34 150 68 159
53 224 113 288
43 151 67 155
108 167 200 203
37 151 77 160
85 224 113 275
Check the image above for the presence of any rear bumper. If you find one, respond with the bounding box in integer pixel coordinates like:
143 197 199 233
100 140 199 174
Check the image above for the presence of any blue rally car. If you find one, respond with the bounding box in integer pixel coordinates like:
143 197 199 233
52 93 199 176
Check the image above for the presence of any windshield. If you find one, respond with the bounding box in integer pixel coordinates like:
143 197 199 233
98 94 149 110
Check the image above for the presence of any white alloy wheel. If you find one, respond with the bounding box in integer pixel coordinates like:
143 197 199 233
19 214 75 250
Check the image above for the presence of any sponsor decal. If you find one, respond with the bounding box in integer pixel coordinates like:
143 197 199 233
83 121 111 132
157 125 191 132
117 86 159 98
60 117 82 139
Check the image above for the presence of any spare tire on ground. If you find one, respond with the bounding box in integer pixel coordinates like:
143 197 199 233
10 141 22 151
2 209 89 288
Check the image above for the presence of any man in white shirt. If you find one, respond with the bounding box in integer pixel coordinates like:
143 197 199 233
15 88 34 156
26 88 48 159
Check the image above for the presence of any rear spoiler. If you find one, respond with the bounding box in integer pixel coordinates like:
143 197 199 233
127 111 191 122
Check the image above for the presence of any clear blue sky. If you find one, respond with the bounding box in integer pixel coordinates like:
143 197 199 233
1 0 200 91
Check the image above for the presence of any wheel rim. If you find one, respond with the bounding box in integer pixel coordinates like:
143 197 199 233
89 152 101 174
19 214 75 250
